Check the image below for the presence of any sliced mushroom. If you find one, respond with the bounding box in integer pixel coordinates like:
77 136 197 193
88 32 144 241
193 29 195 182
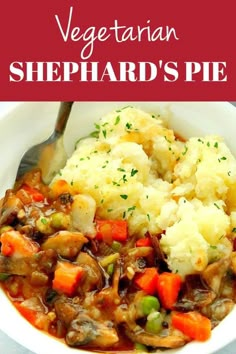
54 296 82 327
41 231 88 258
202 257 231 294
0 249 57 276
66 314 96 346
125 327 187 348
95 259 122 307
66 314 118 348
123 246 154 279
0 189 23 226
175 274 216 311
149 232 169 271
202 298 234 322
76 252 103 292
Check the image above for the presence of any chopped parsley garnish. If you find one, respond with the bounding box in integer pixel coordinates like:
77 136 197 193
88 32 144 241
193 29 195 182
131 168 138 177
197 138 204 143
112 181 121 186
122 175 128 183
102 130 107 138
214 203 220 209
102 160 109 168
115 116 120 125
117 168 125 172
214 142 219 148
218 156 227 162
121 105 133 110
90 131 99 139
126 122 133 130
182 145 188 156
232 228 236 233
128 206 136 212
164 136 172 143
120 194 128 200
41 218 47 225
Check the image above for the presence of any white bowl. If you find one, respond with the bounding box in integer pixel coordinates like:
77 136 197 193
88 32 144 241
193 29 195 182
0 101 236 354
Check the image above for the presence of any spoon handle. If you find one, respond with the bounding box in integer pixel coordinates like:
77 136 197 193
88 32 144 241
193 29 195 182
55 102 74 135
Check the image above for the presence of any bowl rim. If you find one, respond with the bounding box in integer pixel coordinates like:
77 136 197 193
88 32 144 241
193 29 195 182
0 101 236 354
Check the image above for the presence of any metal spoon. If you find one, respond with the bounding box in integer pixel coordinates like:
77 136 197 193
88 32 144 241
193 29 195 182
15 102 74 184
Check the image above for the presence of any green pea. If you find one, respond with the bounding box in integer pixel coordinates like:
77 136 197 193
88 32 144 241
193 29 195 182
140 295 160 316
107 263 114 276
50 212 70 229
0 273 10 281
134 342 148 352
145 311 163 334
111 241 122 252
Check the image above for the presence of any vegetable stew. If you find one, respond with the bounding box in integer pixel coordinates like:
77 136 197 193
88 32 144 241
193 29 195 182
0 168 235 352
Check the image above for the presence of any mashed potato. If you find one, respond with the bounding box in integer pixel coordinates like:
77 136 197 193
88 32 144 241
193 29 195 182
52 106 236 277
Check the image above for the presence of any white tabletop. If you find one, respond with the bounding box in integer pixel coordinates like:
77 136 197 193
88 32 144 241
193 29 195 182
0 102 236 353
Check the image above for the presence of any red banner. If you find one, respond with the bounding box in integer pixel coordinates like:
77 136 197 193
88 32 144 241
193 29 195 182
0 0 235 100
